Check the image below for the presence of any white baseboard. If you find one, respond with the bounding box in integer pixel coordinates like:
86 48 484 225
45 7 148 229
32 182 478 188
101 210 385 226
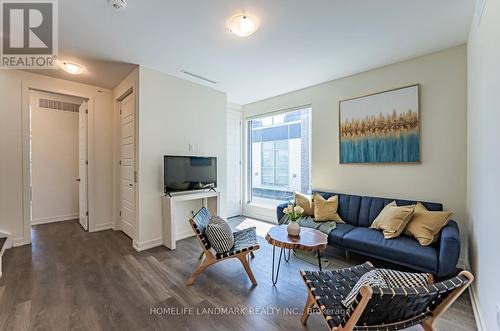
464 261 485 331
91 223 115 232
132 237 163 252
469 284 485 331
12 237 29 247
176 230 194 241
31 214 78 225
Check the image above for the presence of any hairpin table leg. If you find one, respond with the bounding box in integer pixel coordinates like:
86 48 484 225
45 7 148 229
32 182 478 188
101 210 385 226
284 248 291 262
271 246 284 286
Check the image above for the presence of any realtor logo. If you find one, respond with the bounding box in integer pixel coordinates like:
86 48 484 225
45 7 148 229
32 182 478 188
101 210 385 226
1 0 58 69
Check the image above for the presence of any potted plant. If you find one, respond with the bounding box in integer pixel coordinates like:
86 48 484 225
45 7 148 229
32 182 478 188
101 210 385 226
283 204 304 236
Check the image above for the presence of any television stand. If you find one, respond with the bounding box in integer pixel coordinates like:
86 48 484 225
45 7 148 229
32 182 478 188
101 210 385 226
161 190 220 250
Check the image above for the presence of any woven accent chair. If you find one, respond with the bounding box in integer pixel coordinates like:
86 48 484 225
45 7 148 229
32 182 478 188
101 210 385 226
186 207 260 286
300 262 474 331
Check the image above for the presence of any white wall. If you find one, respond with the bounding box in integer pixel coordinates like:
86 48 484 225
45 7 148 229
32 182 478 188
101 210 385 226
467 1 500 330
92 86 114 232
0 70 114 246
243 46 468 259
136 66 227 246
30 91 82 224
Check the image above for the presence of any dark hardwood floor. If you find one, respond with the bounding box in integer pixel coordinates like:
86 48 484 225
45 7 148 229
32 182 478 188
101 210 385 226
0 219 476 331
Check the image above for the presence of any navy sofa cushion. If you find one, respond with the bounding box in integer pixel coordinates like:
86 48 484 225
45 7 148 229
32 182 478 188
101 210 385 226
328 223 355 246
343 228 438 273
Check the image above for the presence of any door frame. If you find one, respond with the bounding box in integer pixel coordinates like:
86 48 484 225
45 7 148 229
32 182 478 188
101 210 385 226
21 83 95 245
111 81 139 245
111 69 140 249
116 89 137 241
78 100 89 230
226 108 243 217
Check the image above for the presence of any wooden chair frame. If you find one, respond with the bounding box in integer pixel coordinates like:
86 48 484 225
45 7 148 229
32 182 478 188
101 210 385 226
186 218 260 286
300 268 474 331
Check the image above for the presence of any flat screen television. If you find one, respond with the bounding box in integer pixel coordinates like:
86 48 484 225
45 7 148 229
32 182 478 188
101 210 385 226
164 155 217 194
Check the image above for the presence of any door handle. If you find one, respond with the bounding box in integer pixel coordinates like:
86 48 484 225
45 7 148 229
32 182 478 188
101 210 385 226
76 178 81 182
129 183 133 187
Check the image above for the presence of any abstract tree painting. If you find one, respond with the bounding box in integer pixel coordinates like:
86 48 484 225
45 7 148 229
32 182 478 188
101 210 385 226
339 85 420 164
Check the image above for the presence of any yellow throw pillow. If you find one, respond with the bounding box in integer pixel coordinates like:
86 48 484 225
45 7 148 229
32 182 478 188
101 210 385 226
313 194 344 223
294 192 314 216
370 201 415 239
404 203 452 246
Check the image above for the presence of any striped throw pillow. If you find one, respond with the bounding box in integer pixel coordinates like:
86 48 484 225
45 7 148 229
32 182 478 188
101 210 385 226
205 216 234 254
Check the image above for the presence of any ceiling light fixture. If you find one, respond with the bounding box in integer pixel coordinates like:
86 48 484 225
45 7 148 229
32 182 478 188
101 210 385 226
60 61 86 75
108 0 127 10
227 14 259 37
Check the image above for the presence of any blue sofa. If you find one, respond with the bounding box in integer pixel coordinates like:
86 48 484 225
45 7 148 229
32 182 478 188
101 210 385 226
276 191 460 277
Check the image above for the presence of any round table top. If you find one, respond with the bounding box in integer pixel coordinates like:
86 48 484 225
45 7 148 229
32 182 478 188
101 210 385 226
265 225 328 251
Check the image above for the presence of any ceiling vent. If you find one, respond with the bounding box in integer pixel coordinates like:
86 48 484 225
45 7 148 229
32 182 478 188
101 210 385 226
39 98 81 113
181 70 217 84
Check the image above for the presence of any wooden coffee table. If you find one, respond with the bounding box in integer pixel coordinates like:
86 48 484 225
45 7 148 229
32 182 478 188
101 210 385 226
265 225 328 285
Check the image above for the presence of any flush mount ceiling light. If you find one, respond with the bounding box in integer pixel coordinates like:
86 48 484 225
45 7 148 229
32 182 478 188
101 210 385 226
227 14 259 37
108 0 126 10
60 61 86 75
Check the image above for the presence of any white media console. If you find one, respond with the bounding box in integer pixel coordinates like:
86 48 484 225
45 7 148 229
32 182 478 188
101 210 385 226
161 190 220 250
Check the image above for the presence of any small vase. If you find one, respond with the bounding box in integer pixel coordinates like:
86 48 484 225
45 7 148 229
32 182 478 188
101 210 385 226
287 221 300 237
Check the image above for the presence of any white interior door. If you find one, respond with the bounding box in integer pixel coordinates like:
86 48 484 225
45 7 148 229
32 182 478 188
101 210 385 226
78 101 88 230
120 93 136 239
227 110 242 217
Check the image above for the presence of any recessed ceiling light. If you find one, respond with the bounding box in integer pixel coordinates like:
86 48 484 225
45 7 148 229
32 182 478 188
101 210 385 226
60 61 86 75
227 14 259 37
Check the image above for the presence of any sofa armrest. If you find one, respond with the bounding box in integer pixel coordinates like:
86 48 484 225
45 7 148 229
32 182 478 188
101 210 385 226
276 202 290 222
437 220 461 277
